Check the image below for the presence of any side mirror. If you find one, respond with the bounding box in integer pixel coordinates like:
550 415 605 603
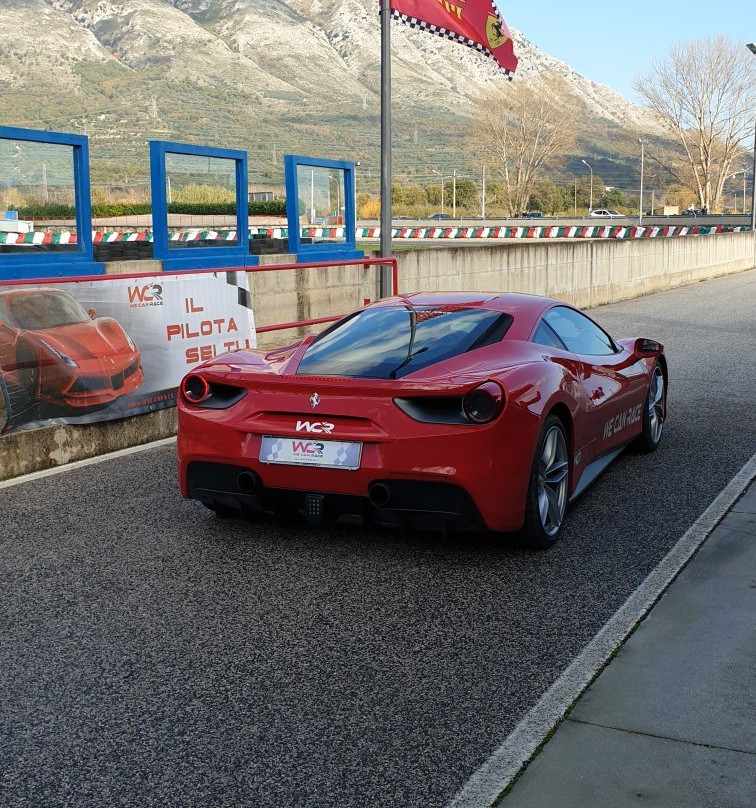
88 308 97 320
633 337 661 356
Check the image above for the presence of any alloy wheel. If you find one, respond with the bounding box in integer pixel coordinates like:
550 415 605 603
537 425 569 537
648 366 665 444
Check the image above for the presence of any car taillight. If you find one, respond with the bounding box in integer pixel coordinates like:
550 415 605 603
180 375 247 409
181 374 210 405
462 381 505 424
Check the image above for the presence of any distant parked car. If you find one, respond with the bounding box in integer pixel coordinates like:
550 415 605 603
520 211 543 219
589 209 622 218
684 206 707 217
428 213 453 220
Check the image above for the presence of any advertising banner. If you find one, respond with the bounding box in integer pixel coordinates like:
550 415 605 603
0 271 255 434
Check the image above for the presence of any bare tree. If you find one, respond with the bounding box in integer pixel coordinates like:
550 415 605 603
470 76 578 216
634 37 755 212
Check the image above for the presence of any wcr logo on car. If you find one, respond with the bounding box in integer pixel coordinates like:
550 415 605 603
295 420 335 434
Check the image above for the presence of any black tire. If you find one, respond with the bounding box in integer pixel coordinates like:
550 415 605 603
15 343 39 408
634 362 666 453
519 415 570 551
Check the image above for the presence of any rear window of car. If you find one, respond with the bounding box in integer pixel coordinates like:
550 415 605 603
296 305 512 379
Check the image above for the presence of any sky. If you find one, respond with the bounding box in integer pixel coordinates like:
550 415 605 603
497 1 756 102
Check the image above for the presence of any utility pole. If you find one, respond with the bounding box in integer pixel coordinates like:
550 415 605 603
748 44 756 232
581 159 593 213
452 169 456 218
41 162 48 205
574 178 577 216
355 160 360 220
310 169 315 224
379 0 392 295
639 138 647 225
481 165 486 219
752 122 756 232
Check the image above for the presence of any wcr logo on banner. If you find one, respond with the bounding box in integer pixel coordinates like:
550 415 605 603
128 283 164 308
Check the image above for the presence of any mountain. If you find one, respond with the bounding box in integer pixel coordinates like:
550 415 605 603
0 0 664 196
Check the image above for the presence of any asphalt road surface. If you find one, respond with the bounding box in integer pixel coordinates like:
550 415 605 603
2 269 755 808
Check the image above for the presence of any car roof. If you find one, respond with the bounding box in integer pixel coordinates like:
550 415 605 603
0 287 70 299
371 291 561 338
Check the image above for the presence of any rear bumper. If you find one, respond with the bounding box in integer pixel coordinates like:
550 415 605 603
187 461 485 531
177 401 542 533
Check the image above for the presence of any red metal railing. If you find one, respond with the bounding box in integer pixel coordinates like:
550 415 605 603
0 257 399 336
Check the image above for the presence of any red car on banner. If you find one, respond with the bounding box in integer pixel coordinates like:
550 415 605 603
0 288 144 409
177 292 667 549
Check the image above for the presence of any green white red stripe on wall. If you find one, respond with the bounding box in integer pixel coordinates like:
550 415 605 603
0 224 750 247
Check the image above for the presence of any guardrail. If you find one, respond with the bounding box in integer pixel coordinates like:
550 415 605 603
0 224 750 247
0 256 399 331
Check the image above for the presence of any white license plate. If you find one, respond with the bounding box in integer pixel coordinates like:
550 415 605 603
259 435 362 470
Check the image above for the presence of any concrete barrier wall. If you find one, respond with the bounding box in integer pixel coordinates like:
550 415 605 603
394 232 756 308
1 232 753 482
0 408 177 482
247 259 381 349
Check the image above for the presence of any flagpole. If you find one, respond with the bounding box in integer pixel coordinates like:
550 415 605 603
379 0 392 296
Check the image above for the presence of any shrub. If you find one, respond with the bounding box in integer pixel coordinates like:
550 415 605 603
15 199 287 220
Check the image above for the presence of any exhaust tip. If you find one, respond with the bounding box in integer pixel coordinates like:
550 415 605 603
369 482 392 508
237 471 260 495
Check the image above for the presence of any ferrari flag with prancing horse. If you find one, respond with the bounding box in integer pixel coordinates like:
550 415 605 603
389 0 518 77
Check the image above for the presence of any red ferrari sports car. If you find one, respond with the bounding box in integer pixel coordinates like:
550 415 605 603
0 288 144 409
177 292 667 548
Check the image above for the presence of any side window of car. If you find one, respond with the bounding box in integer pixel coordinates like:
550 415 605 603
532 320 567 350
544 307 617 356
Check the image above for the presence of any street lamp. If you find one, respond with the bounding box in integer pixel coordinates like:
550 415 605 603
354 159 360 220
431 168 444 213
310 168 315 224
639 138 647 225
730 170 747 214
748 44 756 231
581 159 593 213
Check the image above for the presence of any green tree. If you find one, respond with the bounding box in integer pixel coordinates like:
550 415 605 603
528 178 565 214
425 184 442 207
574 174 606 213
598 188 630 211
453 178 478 211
